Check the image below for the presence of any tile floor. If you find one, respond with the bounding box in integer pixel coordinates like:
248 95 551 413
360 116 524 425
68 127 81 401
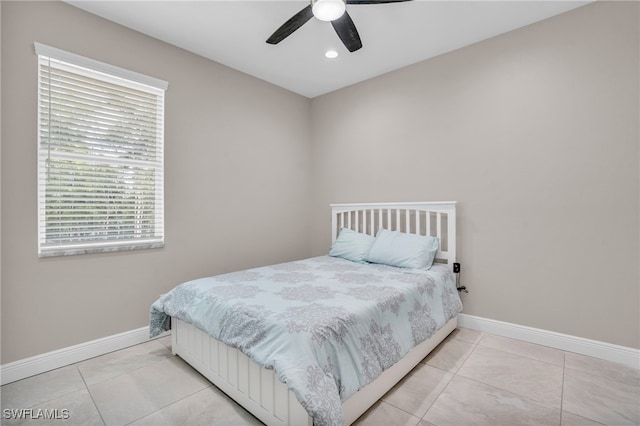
2 328 639 426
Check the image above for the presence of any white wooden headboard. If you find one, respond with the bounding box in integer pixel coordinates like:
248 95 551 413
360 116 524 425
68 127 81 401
331 202 457 270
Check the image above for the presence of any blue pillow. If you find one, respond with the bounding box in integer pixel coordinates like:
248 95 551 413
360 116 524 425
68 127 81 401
365 228 439 269
329 228 376 263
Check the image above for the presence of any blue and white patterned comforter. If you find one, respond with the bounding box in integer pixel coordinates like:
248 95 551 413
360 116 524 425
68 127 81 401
150 256 462 426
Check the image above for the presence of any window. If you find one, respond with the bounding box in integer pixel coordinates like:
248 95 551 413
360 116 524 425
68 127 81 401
35 43 168 257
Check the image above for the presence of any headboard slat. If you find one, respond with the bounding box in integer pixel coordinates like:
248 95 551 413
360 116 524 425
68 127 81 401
362 210 367 235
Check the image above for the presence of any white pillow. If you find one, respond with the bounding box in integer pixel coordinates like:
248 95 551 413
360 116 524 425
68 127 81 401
329 228 376 263
365 228 439 269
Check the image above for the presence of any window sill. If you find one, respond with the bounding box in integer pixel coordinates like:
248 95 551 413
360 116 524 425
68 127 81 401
39 241 165 258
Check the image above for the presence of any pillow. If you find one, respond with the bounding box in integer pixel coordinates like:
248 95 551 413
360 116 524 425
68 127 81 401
329 228 376 263
365 228 439 270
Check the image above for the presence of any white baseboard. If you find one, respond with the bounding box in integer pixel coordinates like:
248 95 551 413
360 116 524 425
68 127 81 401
2 315 637 386
0 327 169 386
458 314 640 369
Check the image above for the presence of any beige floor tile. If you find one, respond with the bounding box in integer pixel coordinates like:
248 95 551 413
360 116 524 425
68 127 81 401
2 388 104 426
423 375 561 426
78 340 173 386
561 410 604 426
479 334 564 366
382 363 453 418
129 386 261 426
457 346 563 408
88 357 210 425
563 365 640 425
5 330 638 426
1 365 85 410
564 351 640 387
449 327 484 344
422 337 476 373
352 401 421 426
155 335 172 351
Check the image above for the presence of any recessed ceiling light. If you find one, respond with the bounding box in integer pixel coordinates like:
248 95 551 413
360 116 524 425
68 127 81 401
325 50 339 59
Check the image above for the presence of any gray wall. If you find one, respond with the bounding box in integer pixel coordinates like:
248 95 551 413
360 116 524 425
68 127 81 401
1 0 638 364
310 1 639 348
1 1 312 363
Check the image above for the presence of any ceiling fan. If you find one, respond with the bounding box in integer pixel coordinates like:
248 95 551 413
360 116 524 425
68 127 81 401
266 0 413 53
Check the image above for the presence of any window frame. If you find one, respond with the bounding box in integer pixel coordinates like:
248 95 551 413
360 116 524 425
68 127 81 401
35 43 168 257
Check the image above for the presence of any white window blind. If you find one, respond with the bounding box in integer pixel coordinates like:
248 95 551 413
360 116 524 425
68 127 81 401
36 43 168 257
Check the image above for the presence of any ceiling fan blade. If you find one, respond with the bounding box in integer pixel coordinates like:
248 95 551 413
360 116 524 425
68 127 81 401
331 11 362 52
266 5 314 45
346 0 412 4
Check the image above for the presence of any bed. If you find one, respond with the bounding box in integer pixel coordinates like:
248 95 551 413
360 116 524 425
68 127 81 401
150 201 461 426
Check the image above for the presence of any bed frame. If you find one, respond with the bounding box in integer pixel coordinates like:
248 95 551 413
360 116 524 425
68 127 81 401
171 201 457 425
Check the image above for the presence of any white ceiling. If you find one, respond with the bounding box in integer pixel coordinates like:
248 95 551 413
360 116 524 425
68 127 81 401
65 0 591 98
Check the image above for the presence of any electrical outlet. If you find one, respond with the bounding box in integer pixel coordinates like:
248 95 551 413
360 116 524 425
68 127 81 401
453 262 461 273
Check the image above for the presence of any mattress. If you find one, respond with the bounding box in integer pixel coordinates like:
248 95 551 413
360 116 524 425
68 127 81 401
150 255 462 426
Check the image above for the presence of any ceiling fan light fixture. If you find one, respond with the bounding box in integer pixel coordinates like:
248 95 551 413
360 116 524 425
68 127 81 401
312 0 346 22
